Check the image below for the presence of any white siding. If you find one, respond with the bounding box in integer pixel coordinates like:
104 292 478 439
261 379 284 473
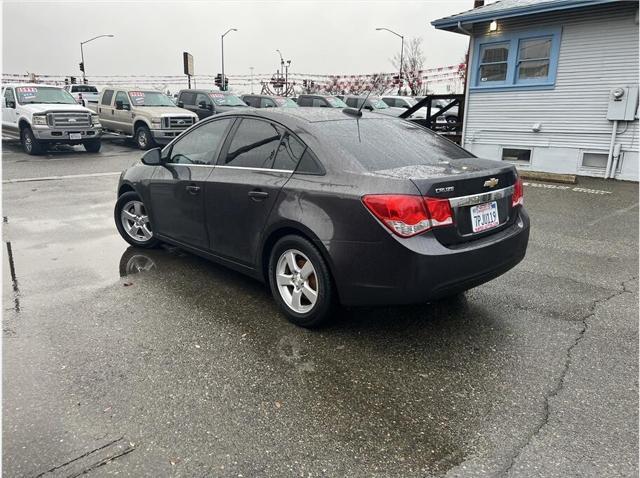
464 3 639 181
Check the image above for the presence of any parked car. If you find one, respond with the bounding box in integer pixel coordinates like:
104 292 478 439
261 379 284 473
240 95 298 108
296 95 347 108
63 84 100 106
176 89 247 120
114 108 529 327
342 95 406 117
380 96 424 118
2 83 103 154
89 87 198 149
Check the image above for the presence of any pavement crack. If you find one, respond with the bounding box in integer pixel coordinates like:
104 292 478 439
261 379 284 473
33 436 135 477
501 276 637 477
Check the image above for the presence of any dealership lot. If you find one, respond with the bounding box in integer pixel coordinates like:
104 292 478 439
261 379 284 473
2 140 638 476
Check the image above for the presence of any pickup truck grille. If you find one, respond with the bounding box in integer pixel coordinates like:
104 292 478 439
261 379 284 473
48 112 91 128
163 116 195 129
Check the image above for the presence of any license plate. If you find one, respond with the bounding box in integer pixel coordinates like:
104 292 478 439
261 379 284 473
69 133 82 140
470 201 499 233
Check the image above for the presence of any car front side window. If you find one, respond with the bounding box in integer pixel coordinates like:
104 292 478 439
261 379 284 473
168 119 233 165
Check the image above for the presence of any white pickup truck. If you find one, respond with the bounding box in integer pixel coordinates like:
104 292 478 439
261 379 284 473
2 83 103 154
63 84 100 107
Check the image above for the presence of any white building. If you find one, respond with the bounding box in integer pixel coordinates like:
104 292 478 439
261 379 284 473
433 0 639 181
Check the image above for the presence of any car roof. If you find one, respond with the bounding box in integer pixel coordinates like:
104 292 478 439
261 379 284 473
179 89 234 94
209 107 395 125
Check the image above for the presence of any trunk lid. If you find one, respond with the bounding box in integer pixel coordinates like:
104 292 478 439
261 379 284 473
405 158 519 245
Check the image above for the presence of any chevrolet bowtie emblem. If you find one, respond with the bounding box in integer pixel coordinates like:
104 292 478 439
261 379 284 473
484 177 499 188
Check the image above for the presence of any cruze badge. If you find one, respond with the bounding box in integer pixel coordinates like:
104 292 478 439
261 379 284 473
484 177 499 188
435 186 455 193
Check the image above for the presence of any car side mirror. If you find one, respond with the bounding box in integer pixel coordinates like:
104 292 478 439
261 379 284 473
123 103 131 111
115 100 123 110
141 147 163 166
364 105 373 111
177 101 184 108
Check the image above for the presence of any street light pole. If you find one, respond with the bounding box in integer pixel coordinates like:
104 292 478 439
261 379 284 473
250 66 254 94
285 60 291 96
276 49 285 93
80 34 114 84
375 27 404 95
221 28 238 91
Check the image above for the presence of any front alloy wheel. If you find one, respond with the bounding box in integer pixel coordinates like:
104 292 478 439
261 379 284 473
121 200 153 242
114 191 160 248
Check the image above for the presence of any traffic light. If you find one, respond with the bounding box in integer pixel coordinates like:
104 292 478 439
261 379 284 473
214 73 222 89
223 75 229 90
79 62 85 73
70 76 77 84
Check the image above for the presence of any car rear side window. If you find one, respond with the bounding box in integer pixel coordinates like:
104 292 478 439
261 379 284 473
323 119 474 172
297 96 312 107
101 90 114 105
260 98 277 108
223 119 282 169
168 119 233 165
273 133 305 171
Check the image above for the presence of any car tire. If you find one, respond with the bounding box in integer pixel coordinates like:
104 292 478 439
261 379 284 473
135 125 155 150
83 139 102 153
268 235 336 328
21 127 43 155
114 191 160 248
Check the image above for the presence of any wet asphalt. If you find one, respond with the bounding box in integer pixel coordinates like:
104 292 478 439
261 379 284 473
2 140 638 477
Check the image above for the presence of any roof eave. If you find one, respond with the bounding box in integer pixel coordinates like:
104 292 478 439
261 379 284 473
431 0 630 31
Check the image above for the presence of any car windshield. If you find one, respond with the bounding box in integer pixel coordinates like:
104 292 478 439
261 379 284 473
320 118 473 172
208 92 247 106
326 97 347 108
15 86 76 105
73 85 98 93
128 91 175 106
274 97 299 108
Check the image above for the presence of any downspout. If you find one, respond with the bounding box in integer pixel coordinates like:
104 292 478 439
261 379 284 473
458 21 473 148
604 120 618 179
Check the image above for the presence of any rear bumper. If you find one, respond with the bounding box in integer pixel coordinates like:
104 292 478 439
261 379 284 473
327 208 530 306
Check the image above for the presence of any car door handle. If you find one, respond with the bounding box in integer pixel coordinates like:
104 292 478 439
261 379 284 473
186 185 201 195
248 190 269 200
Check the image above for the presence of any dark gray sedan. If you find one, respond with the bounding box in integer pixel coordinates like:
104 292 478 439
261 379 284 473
114 109 529 327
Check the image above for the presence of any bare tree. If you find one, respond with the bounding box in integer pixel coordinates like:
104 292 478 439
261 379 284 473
392 37 426 96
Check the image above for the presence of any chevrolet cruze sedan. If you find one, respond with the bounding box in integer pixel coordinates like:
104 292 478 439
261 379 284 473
115 108 529 327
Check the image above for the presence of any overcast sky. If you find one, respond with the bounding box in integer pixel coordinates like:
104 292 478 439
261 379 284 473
3 0 475 78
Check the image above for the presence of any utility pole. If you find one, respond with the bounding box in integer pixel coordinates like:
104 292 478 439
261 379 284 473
250 66 254 94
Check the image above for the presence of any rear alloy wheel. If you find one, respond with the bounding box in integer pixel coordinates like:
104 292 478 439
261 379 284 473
135 125 155 150
114 191 159 248
21 127 43 155
269 235 335 328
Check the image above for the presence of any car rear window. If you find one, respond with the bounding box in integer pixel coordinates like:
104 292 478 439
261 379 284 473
321 119 474 171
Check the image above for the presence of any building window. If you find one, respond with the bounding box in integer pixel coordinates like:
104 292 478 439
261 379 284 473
471 27 561 90
517 37 552 81
580 151 621 173
479 42 510 83
502 147 531 163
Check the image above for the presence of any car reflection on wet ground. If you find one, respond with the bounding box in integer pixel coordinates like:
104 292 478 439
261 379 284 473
2 140 638 477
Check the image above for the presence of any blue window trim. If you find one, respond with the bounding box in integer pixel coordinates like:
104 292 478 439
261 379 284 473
470 27 562 91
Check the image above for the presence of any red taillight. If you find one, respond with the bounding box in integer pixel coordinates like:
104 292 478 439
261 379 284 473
512 177 524 207
362 194 453 238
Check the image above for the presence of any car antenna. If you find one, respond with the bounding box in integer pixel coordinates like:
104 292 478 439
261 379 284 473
342 88 373 118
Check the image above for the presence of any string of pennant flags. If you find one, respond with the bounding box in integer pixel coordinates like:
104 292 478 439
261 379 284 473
2 63 465 91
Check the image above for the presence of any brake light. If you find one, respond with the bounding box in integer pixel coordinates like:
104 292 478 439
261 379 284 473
512 177 524 207
362 195 453 238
